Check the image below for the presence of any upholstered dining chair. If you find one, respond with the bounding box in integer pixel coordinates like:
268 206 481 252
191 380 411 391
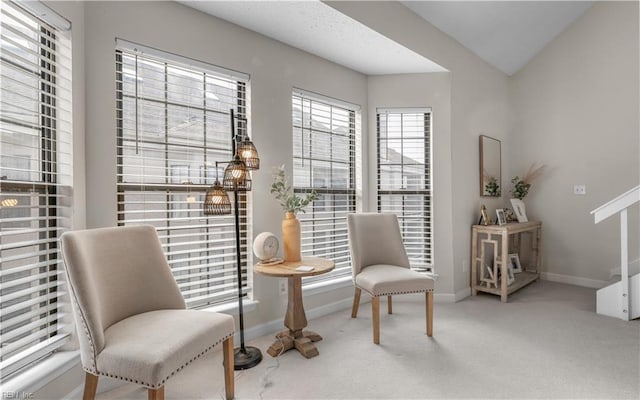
347 213 435 344
61 225 235 400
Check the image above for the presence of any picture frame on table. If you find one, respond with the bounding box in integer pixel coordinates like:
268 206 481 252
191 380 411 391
479 204 490 226
510 198 528 223
496 208 507 225
504 208 517 223
509 253 523 273
507 263 515 285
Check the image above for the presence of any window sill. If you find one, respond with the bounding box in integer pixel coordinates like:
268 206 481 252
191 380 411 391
201 298 259 315
2 350 80 395
303 276 353 296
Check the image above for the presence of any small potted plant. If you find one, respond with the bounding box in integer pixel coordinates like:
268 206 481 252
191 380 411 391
270 165 318 261
509 163 545 222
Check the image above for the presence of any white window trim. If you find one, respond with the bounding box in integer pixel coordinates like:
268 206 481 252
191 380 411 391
1 351 79 395
115 43 253 309
1 0 74 381
376 107 434 272
293 87 361 112
292 90 360 286
115 38 249 81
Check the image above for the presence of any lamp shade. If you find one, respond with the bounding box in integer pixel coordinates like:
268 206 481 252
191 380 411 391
237 138 260 170
203 181 232 215
223 155 251 191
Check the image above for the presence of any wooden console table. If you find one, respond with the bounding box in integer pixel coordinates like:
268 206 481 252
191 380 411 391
471 221 542 302
254 257 334 358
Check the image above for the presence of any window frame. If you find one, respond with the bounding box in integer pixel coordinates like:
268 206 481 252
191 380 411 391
376 108 433 272
115 41 253 309
0 0 73 379
292 89 360 287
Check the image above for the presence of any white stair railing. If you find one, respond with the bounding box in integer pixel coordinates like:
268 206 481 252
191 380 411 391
591 185 640 320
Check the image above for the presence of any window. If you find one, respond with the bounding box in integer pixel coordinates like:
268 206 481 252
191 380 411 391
116 40 251 309
292 90 358 286
377 109 433 272
0 1 73 378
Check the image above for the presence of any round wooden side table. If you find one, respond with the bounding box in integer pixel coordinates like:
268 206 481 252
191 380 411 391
254 257 334 358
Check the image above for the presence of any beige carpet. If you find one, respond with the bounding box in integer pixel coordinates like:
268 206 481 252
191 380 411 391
97 281 639 399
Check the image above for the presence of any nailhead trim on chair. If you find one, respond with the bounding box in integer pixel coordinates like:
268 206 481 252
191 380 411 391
358 286 435 297
84 331 234 389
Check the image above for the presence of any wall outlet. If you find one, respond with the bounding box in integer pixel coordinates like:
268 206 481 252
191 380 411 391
279 280 287 296
574 184 586 195
462 260 468 272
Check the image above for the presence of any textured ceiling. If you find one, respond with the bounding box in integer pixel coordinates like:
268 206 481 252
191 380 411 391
180 1 593 77
179 0 446 75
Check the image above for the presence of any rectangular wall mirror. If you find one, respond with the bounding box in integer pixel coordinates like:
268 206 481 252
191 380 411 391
479 135 501 196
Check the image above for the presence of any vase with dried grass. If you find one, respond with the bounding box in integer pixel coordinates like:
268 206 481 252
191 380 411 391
510 163 546 223
270 166 318 262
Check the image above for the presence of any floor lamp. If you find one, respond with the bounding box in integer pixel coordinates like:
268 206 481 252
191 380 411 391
203 109 262 370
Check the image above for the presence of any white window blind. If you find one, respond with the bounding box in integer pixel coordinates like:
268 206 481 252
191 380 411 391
377 109 433 272
116 40 251 309
292 90 358 286
0 0 73 379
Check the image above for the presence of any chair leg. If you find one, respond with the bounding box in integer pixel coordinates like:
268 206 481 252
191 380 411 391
223 336 235 400
351 287 361 318
82 372 98 400
148 386 164 400
372 296 380 344
387 295 392 314
426 291 434 337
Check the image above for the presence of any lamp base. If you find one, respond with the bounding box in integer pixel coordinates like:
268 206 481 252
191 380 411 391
234 346 262 370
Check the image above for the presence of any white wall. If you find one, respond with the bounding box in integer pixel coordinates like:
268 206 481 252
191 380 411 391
509 1 640 284
82 0 369 329
327 1 510 295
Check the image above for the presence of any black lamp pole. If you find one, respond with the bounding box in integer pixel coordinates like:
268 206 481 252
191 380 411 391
228 110 262 370
203 109 261 369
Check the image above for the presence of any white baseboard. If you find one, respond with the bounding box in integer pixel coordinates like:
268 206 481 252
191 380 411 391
609 258 640 279
433 288 470 303
243 289 467 342
65 369 149 399
455 287 471 302
306 297 355 321
65 385 83 399
540 272 608 289
356 290 467 304
3 351 80 397
241 297 354 342
433 293 456 302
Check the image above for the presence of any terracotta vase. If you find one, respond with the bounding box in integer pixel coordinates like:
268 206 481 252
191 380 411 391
282 212 301 262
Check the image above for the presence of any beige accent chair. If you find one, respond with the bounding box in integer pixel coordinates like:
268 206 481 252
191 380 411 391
347 213 435 344
61 225 235 400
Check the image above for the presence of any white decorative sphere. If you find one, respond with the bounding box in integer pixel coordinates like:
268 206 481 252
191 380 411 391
253 232 279 261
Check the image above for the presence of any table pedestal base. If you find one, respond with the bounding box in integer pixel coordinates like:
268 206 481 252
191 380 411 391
267 329 322 358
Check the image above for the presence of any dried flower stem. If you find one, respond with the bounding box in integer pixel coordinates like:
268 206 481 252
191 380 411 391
510 163 546 200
